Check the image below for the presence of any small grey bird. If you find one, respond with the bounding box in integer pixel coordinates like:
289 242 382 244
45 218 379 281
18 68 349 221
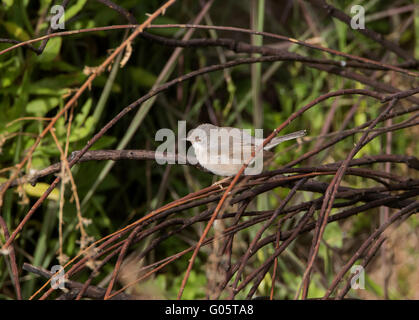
186 123 306 176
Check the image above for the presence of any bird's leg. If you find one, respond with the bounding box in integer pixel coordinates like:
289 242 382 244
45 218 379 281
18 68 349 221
212 177 232 189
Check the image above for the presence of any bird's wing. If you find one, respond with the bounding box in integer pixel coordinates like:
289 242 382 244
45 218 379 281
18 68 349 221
229 144 266 163
232 128 256 146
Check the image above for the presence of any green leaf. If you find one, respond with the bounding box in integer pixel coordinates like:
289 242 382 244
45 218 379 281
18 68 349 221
26 97 60 115
89 135 116 150
74 98 93 127
69 116 95 142
2 0 14 9
65 0 88 21
29 73 86 93
24 183 59 201
323 221 343 249
38 60 78 72
28 155 50 171
36 37 62 64
27 85 68 96
129 67 157 88
2 21 30 41
0 56 21 88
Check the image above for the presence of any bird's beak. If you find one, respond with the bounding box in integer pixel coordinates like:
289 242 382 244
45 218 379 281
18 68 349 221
180 137 188 142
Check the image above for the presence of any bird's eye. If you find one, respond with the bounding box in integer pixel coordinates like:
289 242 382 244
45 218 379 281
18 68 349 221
195 136 200 142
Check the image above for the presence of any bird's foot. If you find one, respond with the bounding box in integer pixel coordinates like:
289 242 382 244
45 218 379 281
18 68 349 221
212 177 232 189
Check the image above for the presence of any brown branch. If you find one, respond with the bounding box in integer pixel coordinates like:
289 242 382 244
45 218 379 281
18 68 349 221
178 88 387 298
22 263 133 300
0 0 71 55
336 236 386 299
298 99 398 297
230 178 308 296
0 150 196 189
323 201 419 299
1 0 177 250
4 146 417 191
309 0 417 62
0 217 21 300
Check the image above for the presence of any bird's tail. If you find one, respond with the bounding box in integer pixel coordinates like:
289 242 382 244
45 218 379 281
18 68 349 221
264 129 307 150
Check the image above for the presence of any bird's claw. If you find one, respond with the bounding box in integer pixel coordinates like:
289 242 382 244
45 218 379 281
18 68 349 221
212 177 232 189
